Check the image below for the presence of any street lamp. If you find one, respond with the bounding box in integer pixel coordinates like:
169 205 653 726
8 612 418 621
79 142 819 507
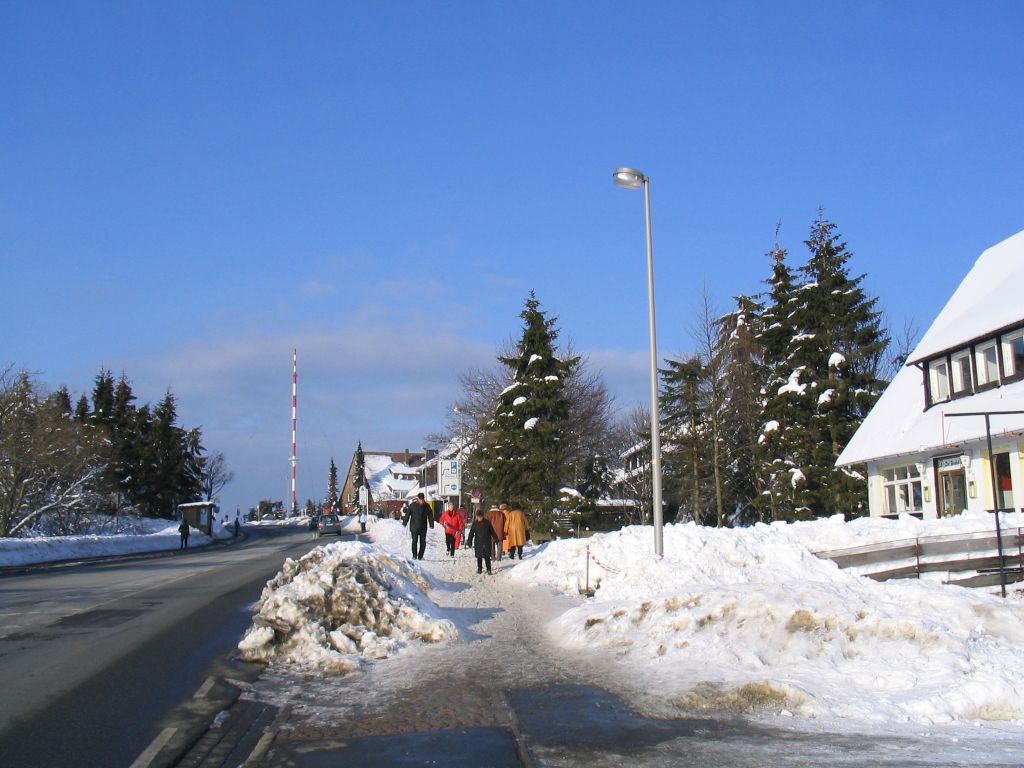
454 406 465 511
612 167 664 557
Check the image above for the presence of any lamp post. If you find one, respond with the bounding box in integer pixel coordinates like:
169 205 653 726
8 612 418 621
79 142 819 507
612 167 664 557
454 406 465 511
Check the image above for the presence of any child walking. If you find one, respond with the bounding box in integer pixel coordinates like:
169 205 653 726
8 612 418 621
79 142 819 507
466 509 500 574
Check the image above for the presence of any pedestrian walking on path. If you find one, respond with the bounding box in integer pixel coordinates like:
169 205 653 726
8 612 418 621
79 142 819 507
402 493 434 560
485 504 506 561
503 505 529 560
453 506 466 549
467 509 500 574
178 520 190 549
438 505 462 558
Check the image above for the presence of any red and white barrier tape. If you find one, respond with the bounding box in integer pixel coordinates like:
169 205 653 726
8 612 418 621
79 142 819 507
588 551 622 574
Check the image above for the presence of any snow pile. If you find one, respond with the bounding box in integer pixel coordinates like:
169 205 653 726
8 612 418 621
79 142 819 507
237 540 455 674
510 521 1024 724
0 523 213 567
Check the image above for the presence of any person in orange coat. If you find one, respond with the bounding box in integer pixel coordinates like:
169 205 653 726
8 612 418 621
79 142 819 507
438 505 462 558
503 505 529 560
484 505 506 561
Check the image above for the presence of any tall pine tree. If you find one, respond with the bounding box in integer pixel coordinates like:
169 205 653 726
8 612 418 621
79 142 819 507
756 216 887 519
326 458 339 510
660 356 708 524
477 293 578 512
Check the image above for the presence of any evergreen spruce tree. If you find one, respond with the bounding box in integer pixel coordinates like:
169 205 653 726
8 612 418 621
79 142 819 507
755 216 887 520
326 458 339 510
109 375 140 506
477 293 578 512
660 356 708 524
50 385 73 416
74 394 90 422
753 241 811 520
352 442 367 507
800 215 887 516
141 392 203 517
715 294 765 523
90 369 115 427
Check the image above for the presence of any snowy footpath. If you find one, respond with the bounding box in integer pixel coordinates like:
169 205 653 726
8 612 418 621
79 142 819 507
237 513 1024 765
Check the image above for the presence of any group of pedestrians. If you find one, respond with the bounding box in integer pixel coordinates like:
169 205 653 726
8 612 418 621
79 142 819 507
401 495 530 575
467 503 529 574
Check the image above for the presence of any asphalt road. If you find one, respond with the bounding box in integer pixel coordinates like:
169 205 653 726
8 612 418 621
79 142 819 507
0 525 323 768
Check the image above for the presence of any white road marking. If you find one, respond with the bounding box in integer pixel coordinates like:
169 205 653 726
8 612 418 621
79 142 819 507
193 676 216 698
128 726 176 768
241 730 276 766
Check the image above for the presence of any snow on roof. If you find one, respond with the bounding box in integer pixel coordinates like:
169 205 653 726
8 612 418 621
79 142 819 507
907 229 1024 364
839 229 1024 466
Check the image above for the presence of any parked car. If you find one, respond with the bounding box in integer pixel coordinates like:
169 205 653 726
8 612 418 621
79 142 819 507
316 513 342 537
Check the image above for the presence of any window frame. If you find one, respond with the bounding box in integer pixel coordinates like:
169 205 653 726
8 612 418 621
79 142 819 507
882 464 924 515
927 358 950 404
1001 329 1024 382
950 350 973 395
974 339 1000 389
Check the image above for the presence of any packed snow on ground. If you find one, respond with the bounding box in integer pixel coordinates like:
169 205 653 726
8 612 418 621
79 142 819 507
237 539 456 675
509 518 1024 727
0 515 225 567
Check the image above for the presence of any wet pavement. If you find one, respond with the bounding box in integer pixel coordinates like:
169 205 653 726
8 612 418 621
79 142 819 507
178 533 1024 768
251 682 1024 767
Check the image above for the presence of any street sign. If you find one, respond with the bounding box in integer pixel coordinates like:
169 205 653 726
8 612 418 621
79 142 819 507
358 486 368 507
439 459 461 497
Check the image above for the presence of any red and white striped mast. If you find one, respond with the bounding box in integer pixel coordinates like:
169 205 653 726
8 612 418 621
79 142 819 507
290 348 298 515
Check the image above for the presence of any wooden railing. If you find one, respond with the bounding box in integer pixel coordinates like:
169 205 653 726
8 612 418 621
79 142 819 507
813 527 1024 589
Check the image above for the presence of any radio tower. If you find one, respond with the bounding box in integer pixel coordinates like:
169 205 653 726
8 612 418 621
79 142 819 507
290 348 298 515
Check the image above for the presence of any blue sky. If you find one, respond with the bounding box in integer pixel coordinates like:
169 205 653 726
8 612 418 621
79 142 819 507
2 2 1022 514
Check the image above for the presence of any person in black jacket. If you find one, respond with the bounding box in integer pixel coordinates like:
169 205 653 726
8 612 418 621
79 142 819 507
466 509 500 574
402 493 434 560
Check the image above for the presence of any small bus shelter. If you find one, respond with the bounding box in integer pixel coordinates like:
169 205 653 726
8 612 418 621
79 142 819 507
177 501 218 536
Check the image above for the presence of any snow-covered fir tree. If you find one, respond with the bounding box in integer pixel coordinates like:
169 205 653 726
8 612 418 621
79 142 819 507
660 355 708 525
477 293 578 512
714 293 765 523
326 457 339 510
755 216 887 520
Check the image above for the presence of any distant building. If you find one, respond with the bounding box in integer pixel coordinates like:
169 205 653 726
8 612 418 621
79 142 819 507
341 449 426 517
838 230 1024 518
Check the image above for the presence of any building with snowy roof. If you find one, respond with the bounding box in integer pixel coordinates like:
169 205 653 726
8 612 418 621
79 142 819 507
341 449 426 516
837 229 1024 518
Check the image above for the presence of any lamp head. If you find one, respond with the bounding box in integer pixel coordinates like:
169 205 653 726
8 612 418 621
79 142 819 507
612 167 647 189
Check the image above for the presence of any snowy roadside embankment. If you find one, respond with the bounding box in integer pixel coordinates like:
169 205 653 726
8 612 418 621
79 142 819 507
510 521 1024 726
237 540 456 674
0 522 220 567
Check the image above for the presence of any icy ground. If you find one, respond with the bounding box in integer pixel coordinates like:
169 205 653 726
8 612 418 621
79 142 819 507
239 512 1024 763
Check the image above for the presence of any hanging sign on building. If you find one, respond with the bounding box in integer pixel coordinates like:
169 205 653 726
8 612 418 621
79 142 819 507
936 455 964 471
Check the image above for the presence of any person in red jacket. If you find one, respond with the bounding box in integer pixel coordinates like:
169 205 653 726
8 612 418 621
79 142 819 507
438 505 462 558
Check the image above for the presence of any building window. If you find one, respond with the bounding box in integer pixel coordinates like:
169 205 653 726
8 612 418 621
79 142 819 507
994 452 1015 510
975 340 999 386
951 350 972 394
882 465 923 514
1002 330 1024 379
928 359 950 403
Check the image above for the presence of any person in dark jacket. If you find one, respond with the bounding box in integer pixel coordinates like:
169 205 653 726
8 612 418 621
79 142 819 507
466 509 500 574
402 493 434 560
178 520 190 549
